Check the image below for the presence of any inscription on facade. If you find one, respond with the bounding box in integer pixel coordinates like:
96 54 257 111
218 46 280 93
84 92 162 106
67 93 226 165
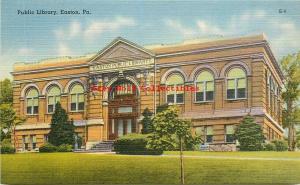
90 58 154 72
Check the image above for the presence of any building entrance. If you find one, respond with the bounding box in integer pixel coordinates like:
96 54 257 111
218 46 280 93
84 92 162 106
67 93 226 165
108 80 139 140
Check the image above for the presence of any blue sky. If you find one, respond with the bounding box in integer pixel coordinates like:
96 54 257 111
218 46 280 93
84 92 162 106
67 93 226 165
1 0 300 79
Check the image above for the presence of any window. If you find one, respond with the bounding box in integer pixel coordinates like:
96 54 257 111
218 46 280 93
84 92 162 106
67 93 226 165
31 135 37 149
225 125 235 143
118 106 133 113
205 126 213 143
70 84 84 112
195 126 213 143
166 74 184 104
195 71 214 102
47 86 61 113
26 88 39 115
23 135 29 150
227 68 246 99
44 135 48 142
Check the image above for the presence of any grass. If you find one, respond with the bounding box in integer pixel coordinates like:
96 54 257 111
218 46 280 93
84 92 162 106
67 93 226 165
1 152 300 185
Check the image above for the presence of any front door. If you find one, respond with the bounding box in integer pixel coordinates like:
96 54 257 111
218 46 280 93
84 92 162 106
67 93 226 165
108 80 139 140
110 118 134 138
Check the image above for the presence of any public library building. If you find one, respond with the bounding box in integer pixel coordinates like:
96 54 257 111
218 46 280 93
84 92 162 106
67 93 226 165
12 34 284 151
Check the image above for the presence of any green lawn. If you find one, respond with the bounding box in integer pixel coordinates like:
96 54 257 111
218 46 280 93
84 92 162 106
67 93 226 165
1 152 300 185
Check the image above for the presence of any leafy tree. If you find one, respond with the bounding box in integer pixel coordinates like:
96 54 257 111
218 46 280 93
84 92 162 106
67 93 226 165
280 52 300 151
0 104 25 147
48 102 75 146
147 106 201 185
235 115 265 151
0 78 13 104
141 108 153 134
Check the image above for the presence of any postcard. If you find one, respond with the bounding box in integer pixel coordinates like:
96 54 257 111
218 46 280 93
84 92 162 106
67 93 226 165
1 0 300 185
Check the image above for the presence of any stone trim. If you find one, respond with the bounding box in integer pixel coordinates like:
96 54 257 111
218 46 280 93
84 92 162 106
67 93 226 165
41 81 63 95
20 83 41 98
87 119 104 126
160 68 188 84
219 61 251 78
189 64 218 81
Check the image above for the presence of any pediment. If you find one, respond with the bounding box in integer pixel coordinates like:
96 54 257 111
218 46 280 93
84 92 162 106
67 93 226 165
89 37 154 64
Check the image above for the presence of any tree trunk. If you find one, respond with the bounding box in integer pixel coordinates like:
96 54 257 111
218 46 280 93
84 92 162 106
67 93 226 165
287 101 295 151
180 137 185 185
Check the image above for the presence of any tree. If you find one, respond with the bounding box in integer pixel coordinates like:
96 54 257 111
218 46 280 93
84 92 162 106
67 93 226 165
280 52 300 151
0 78 13 104
147 106 201 184
141 108 153 134
235 115 265 151
156 103 169 113
48 102 75 146
0 104 25 147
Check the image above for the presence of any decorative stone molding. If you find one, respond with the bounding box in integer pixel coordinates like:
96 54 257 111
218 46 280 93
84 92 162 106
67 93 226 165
219 61 251 78
160 68 188 84
103 75 140 100
64 78 87 93
41 81 63 95
20 83 41 98
189 64 218 81
15 123 50 130
87 119 104 126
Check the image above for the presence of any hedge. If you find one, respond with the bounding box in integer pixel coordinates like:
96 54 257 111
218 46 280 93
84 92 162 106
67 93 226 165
263 143 276 151
114 134 162 155
57 144 73 152
1 145 15 154
39 143 57 153
272 140 288 151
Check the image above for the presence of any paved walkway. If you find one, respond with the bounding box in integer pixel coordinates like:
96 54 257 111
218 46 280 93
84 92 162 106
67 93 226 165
162 154 300 161
82 152 300 161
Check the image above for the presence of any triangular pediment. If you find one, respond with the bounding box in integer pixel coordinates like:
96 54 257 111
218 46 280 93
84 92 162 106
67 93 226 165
89 37 154 64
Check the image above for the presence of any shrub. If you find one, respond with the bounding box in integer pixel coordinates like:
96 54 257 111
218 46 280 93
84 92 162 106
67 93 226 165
264 143 276 151
235 115 265 151
272 140 288 151
1 145 15 154
114 134 162 155
39 143 57 153
57 144 73 152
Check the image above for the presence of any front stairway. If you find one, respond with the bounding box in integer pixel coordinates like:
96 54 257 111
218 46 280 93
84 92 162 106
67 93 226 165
89 140 114 152
74 140 114 153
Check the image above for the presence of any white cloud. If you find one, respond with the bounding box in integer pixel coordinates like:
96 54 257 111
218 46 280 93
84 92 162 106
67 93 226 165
165 19 197 39
164 10 300 58
52 17 136 56
17 48 34 56
83 16 136 41
58 42 72 56
196 20 222 35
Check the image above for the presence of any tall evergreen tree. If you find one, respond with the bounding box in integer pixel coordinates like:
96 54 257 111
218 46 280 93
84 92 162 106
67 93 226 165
48 102 75 146
141 108 153 134
235 115 265 151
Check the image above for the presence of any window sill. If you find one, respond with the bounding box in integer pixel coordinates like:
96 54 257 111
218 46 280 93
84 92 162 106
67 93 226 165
26 114 38 117
194 101 214 104
226 98 247 102
69 111 84 113
167 103 184 105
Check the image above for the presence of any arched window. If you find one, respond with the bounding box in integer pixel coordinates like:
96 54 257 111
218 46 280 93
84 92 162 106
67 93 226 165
70 84 84 111
226 67 246 99
47 86 61 113
195 71 214 102
26 88 39 115
166 73 184 104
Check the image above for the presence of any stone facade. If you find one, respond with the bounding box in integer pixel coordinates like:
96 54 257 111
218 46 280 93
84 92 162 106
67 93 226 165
11 34 284 151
